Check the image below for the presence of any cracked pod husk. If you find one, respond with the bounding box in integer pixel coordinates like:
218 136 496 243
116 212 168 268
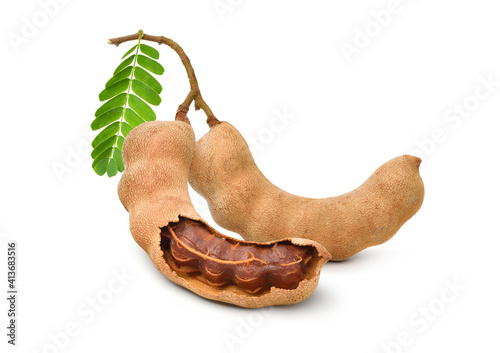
117 121 331 308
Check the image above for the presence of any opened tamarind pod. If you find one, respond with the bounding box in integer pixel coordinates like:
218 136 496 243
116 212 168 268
117 119 331 308
188 121 424 261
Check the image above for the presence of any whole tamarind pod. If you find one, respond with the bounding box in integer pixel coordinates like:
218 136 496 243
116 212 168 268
188 121 425 261
117 120 331 308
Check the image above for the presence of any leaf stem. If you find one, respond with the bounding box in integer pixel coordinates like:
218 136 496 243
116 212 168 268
108 31 220 127
113 32 143 154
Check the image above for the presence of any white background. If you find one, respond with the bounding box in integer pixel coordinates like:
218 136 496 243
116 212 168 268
1 0 499 352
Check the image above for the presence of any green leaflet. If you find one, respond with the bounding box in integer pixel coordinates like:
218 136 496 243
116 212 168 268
121 122 133 137
93 156 118 177
124 108 145 127
122 45 138 59
91 135 118 159
140 44 160 59
137 55 165 75
128 94 156 121
114 55 134 75
131 79 161 105
91 107 124 131
106 66 133 88
92 146 113 169
113 148 124 172
95 93 127 117
107 159 118 177
117 136 125 150
93 158 110 176
98 79 130 102
92 147 112 167
134 67 162 94
91 36 164 177
92 147 123 177
92 121 120 148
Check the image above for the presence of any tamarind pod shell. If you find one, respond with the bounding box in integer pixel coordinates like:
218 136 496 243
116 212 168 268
118 121 331 308
188 121 425 261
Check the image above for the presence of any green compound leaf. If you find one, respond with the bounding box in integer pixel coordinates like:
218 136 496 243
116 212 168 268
140 44 160 59
137 55 164 75
128 94 156 121
91 37 164 177
134 67 162 94
131 79 161 105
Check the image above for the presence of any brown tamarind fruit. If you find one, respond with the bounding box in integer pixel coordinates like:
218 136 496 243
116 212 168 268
117 119 331 308
188 121 425 261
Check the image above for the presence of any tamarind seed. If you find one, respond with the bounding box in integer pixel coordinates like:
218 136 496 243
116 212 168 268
161 217 315 294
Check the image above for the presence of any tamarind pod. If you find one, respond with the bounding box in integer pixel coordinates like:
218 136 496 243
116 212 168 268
118 121 331 307
188 121 425 261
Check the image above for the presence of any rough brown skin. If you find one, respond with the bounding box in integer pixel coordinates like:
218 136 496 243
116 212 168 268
188 122 425 261
117 120 331 308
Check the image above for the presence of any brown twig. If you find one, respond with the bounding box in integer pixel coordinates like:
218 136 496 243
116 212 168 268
108 30 220 127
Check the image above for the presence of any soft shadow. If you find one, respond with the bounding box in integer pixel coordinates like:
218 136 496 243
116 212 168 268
136 249 334 311
326 248 392 268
